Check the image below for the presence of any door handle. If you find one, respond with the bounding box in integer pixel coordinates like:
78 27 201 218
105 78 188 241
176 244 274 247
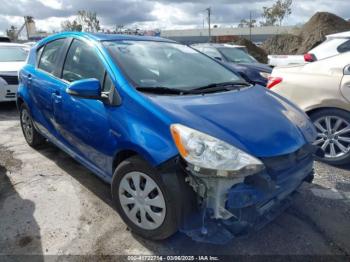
52 90 62 103
27 74 32 87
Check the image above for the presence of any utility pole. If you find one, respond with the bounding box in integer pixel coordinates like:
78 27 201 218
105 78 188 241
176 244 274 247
206 7 211 42
249 11 252 41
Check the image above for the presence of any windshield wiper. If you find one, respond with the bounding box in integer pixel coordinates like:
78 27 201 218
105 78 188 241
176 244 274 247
189 81 251 94
136 86 191 95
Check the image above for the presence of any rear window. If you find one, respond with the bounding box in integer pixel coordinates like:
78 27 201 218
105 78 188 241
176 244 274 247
0 46 28 62
337 40 350 53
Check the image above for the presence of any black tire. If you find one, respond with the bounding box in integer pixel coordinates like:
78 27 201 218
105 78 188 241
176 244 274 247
310 108 350 165
111 156 179 240
20 104 45 148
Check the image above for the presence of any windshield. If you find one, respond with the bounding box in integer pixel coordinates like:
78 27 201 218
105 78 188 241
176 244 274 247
0 46 28 62
103 41 241 90
218 47 257 64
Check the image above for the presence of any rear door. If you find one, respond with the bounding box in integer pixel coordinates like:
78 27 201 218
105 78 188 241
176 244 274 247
29 38 70 138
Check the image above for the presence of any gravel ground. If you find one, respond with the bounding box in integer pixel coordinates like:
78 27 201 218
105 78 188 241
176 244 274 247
0 102 349 258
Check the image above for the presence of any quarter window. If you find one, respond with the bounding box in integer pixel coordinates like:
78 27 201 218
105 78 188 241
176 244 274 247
38 38 66 74
62 39 105 84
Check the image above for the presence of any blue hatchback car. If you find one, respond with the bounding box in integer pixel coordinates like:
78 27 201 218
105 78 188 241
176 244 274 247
18 32 317 244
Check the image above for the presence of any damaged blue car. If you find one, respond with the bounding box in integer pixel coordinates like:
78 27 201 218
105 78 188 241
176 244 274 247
18 32 317 244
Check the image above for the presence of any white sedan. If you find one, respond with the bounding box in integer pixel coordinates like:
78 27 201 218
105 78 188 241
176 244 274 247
269 52 350 165
0 43 29 102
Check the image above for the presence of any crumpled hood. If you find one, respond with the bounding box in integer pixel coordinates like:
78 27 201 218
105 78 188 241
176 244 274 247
148 86 316 158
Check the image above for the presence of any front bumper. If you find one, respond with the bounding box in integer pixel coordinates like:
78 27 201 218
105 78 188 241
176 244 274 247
180 145 314 244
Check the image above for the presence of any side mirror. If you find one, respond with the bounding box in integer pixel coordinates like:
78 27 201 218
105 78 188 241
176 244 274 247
66 78 101 99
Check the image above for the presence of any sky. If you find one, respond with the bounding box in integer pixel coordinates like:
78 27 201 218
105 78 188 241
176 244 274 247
0 0 349 35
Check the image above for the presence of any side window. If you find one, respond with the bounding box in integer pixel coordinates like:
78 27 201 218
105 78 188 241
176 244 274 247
62 39 105 84
338 40 350 53
38 38 66 74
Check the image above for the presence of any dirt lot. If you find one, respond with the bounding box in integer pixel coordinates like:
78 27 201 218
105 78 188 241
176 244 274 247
1 102 350 258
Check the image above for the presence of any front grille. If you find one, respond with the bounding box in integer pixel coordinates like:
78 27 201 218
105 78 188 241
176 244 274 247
0 75 19 85
5 90 16 98
261 144 314 182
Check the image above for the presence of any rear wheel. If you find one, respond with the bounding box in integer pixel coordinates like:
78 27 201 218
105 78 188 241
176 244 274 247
20 104 45 148
111 156 179 240
310 108 350 165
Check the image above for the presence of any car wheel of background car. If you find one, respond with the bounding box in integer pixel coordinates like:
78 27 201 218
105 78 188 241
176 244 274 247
111 156 179 240
310 108 350 165
20 104 45 148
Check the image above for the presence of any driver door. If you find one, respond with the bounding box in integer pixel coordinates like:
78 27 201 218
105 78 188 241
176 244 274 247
57 39 115 175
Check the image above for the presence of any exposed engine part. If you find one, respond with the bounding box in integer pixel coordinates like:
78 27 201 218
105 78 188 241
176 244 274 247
185 164 246 220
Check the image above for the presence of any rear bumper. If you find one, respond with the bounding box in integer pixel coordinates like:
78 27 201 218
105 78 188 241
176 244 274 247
180 148 314 244
0 84 17 102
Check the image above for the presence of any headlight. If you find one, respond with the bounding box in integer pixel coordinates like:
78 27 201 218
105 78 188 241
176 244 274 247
259 72 271 79
170 124 264 177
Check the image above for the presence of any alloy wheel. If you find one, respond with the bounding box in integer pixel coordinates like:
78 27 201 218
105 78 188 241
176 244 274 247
313 116 350 159
21 109 33 143
118 171 166 230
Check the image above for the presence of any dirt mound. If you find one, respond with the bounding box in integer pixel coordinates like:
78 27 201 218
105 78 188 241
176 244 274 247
262 34 301 55
263 12 350 55
299 12 350 53
230 37 268 63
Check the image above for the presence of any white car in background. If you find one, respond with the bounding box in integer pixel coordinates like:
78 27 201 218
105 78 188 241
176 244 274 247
0 43 28 102
268 52 350 165
268 31 350 67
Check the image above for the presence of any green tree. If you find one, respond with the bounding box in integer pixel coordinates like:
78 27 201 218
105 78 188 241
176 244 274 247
77 10 100 32
238 19 257 28
61 10 100 32
61 20 82 32
261 0 292 26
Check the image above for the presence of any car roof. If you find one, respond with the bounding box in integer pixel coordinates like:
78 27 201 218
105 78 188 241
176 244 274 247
38 32 175 45
191 43 245 49
326 31 350 39
0 42 29 47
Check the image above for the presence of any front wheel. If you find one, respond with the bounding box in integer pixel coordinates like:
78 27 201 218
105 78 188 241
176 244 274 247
310 108 350 165
111 156 179 240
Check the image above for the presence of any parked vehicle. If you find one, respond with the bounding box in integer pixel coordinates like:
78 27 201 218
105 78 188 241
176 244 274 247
0 36 11 43
268 52 350 165
0 43 29 102
191 43 272 86
18 32 316 244
268 31 350 67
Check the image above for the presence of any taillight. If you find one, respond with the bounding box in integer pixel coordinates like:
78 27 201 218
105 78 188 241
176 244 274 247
267 77 283 89
304 53 316 62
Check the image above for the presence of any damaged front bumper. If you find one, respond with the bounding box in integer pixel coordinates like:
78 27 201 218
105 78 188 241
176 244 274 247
179 145 315 244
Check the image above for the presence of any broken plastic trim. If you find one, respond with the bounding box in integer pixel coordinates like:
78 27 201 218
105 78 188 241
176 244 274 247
179 145 315 244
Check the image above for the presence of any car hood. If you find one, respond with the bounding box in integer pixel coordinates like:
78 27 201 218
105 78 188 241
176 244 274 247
148 86 316 158
234 62 272 73
0 61 26 73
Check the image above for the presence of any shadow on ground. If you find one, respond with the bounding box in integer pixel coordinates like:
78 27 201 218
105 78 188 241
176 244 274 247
0 150 43 260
